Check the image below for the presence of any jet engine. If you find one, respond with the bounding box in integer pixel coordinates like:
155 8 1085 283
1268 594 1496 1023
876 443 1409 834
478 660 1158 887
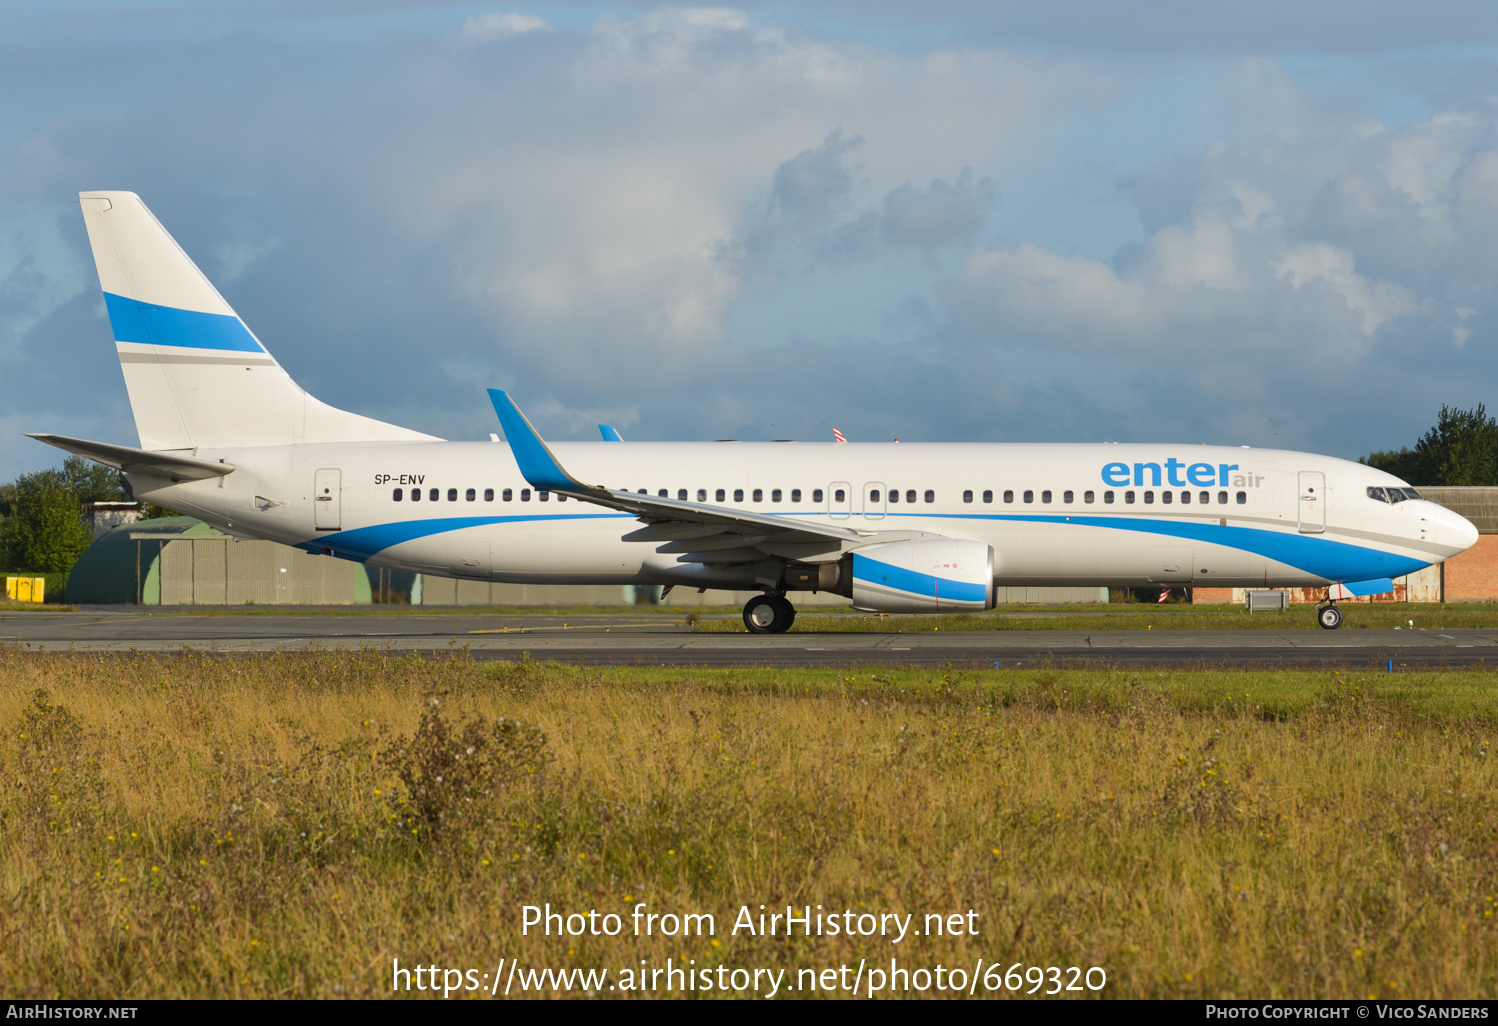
782 538 995 613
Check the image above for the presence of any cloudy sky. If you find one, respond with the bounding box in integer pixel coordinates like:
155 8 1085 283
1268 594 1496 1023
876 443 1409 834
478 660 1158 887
5 1 1498 481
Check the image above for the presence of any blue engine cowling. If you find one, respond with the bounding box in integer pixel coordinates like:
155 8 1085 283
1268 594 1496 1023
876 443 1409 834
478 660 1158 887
849 538 995 613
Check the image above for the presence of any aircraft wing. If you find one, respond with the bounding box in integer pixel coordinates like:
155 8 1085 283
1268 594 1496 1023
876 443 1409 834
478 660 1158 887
27 433 235 481
488 389 873 561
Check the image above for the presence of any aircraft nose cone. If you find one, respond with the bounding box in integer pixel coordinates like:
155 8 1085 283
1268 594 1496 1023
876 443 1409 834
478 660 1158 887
1440 506 1480 553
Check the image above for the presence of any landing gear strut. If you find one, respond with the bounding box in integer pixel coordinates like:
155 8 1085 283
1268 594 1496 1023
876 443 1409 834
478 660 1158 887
1316 602 1343 630
743 594 797 634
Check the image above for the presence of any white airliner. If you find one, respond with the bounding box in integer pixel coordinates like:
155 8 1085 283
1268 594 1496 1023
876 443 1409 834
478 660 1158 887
30 192 1479 632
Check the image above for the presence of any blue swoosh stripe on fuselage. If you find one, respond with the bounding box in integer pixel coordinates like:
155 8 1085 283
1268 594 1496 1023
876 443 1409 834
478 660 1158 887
910 513 1430 582
298 513 630 561
851 554 988 603
295 510 1429 583
104 292 265 352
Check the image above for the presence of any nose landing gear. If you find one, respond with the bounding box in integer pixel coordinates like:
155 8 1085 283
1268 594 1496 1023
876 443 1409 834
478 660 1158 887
743 593 797 634
1316 602 1343 630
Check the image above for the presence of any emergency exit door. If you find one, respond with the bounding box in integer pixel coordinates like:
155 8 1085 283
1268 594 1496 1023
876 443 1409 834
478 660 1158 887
314 469 341 531
1298 471 1325 534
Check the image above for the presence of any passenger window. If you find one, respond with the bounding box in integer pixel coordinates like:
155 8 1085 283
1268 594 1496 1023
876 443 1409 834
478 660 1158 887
983 490 993 504
678 489 687 501
411 488 421 502
1023 490 1033 503
466 488 476 501
734 489 744 502
539 490 549 502
1084 491 1094 504
870 490 881 503
429 488 439 502
391 488 402 501
1217 491 1227 504
834 489 845 502
753 489 763 502
907 490 918 503
1144 491 1154 504
1180 491 1190 504
924 490 934 503
963 490 973 503
771 489 781 502
698 489 707 502
1041 490 1052 503
1004 490 1014 503
1199 491 1209 505
502 488 512 502
659 489 668 498
1161 491 1172 504
1125 491 1136 504
484 488 494 502
448 488 457 501
791 489 802 502
557 494 567 502
813 489 823 503
1236 491 1247 504
888 490 899 504
521 489 531 501
1104 491 1114 504
1063 490 1073 503
716 489 726 502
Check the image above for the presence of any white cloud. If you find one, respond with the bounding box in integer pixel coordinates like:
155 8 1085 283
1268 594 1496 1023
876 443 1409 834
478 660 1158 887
460 12 553 41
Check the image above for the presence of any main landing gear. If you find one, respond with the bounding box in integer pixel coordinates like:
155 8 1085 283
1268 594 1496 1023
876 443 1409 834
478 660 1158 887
1316 602 1343 630
743 593 797 634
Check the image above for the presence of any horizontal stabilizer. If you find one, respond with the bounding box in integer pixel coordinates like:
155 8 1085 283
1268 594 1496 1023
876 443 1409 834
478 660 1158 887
27 433 234 481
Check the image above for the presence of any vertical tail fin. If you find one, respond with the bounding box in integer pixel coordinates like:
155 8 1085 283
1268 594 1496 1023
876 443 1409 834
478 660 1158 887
79 192 437 451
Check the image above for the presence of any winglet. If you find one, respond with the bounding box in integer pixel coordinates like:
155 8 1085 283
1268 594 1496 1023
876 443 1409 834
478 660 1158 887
599 424 623 442
487 389 592 493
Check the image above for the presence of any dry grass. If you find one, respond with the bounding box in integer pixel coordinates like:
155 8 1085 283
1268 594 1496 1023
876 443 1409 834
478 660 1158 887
2 651 1497 999
0 600 74 612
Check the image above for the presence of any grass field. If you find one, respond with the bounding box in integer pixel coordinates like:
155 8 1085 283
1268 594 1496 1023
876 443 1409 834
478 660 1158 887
3 651 1497 999
695 603 1498 632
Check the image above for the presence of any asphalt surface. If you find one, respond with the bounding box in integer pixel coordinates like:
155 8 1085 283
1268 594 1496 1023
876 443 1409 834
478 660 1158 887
3 608 1498 668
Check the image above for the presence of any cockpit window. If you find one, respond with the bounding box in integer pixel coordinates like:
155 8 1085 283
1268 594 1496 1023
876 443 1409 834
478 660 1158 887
1369 486 1421 503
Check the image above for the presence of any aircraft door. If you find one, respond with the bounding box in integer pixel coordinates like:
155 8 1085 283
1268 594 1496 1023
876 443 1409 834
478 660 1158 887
829 481 852 520
862 482 886 520
314 468 341 531
1298 471 1326 534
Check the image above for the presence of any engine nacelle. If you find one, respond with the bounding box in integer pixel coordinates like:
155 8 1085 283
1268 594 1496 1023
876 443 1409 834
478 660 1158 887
849 538 995 613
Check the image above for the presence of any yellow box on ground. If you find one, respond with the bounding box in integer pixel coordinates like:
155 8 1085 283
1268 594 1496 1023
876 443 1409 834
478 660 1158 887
4 577 44 602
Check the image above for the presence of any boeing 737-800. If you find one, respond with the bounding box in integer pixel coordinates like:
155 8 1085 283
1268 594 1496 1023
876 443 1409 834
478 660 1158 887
28 192 1479 632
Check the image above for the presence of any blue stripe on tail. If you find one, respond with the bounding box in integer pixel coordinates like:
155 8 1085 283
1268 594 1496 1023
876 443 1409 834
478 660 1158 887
104 292 264 353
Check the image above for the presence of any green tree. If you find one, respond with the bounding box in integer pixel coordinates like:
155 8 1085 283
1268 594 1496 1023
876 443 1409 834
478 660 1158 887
1363 404 1498 485
58 455 128 504
2 474 94 572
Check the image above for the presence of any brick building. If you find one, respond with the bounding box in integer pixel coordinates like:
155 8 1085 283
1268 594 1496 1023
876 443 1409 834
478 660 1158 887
1194 486 1498 604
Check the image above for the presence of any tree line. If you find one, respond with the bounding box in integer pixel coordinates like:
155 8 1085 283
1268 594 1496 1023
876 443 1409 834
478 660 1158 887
1361 404 1498 486
0 457 167 573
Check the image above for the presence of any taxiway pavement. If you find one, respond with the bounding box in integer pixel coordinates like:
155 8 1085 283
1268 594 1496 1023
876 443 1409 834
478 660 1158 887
3 609 1496 668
